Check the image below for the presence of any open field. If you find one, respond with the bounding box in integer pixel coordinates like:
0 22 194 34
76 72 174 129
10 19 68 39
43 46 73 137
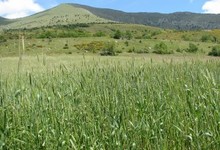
0 22 220 149
0 54 220 149
0 2 220 149
0 36 218 57
1 23 220 58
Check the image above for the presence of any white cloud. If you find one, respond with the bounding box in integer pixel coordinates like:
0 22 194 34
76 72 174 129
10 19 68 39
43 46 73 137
0 0 44 19
202 0 220 14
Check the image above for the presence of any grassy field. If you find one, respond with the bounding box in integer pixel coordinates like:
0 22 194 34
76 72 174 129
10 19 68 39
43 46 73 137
0 21 220 149
1 23 220 57
0 54 219 149
0 2 220 148
0 36 217 57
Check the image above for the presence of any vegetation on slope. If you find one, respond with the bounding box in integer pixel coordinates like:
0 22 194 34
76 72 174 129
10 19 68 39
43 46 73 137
1 3 220 30
0 23 220 57
0 17 15 26
70 3 220 30
0 4 110 30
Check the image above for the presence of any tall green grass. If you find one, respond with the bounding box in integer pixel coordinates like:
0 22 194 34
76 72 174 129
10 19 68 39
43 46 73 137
0 59 220 149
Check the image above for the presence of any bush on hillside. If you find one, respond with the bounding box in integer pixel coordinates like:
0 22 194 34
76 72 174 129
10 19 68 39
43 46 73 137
135 48 149 54
200 34 217 43
125 30 132 40
0 35 7 43
113 30 122 39
63 43 69 49
100 42 117 56
186 43 198 53
176 48 183 53
153 42 173 54
74 41 105 53
93 31 106 37
208 45 220 56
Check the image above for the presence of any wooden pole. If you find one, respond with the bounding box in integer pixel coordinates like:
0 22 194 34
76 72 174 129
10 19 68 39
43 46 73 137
22 35 25 54
18 33 25 73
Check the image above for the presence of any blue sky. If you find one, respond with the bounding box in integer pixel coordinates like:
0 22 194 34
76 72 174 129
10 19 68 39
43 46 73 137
39 0 207 13
0 0 220 19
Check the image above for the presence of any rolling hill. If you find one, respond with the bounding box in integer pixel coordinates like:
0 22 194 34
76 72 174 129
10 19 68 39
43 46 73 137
1 3 220 30
0 17 6 25
70 3 220 30
0 17 15 26
0 4 110 30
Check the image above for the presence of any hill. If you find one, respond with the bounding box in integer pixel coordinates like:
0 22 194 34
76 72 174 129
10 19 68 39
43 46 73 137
1 3 220 30
0 4 110 30
0 17 6 25
0 17 15 26
70 3 220 30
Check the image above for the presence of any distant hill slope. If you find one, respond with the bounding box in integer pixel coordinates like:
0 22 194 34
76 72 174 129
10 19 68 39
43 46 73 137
70 3 220 30
0 17 15 26
0 4 110 29
0 17 6 25
1 3 220 30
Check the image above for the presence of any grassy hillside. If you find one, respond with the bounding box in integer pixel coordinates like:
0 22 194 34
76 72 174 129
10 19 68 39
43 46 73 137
1 4 110 30
0 23 220 57
0 17 7 25
0 17 15 26
1 3 220 30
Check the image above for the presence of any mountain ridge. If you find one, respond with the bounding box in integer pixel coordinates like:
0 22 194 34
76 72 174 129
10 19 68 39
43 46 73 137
1 3 220 30
69 3 220 30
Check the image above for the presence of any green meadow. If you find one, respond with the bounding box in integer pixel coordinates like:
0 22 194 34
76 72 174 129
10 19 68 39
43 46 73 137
0 22 220 149
0 53 220 149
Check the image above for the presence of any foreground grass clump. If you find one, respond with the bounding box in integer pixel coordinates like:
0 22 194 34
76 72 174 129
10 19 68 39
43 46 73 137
0 60 220 149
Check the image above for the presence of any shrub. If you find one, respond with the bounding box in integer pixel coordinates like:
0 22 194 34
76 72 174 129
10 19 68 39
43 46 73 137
113 30 122 39
127 47 135 53
63 44 69 49
186 43 198 53
0 35 7 43
142 33 152 39
124 41 129 46
208 45 220 56
200 34 216 43
135 48 149 54
181 35 190 41
153 42 173 54
93 31 106 37
116 49 122 53
74 41 104 53
176 48 183 53
100 42 117 56
127 48 134 53
125 31 132 40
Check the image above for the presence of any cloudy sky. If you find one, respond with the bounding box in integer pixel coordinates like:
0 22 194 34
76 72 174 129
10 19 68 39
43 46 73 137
0 0 220 19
